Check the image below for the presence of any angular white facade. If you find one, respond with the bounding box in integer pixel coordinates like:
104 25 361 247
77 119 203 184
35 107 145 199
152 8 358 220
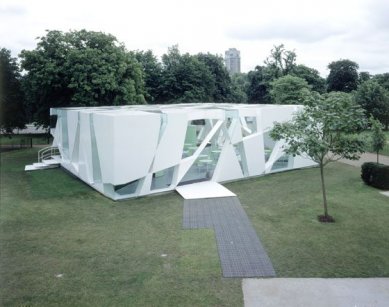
49 103 316 200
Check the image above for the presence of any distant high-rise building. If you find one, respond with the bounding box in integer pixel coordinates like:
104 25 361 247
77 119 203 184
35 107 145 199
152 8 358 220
225 48 241 74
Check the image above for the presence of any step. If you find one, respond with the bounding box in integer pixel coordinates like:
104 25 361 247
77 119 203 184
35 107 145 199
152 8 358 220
24 162 58 171
42 158 60 165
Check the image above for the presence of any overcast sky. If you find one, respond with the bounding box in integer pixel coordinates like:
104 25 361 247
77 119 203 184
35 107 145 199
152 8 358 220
1 0 388 77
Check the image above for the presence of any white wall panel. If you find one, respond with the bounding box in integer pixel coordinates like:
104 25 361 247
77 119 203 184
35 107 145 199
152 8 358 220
213 143 244 182
66 110 79 158
111 111 160 185
243 133 265 176
93 113 115 184
152 112 187 172
78 111 93 183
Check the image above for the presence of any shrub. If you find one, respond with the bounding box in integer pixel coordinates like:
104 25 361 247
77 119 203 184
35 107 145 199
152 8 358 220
361 162 389 189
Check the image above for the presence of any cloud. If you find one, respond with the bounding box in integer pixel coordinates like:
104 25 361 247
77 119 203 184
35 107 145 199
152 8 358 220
226 20 343 43
0 4 26 15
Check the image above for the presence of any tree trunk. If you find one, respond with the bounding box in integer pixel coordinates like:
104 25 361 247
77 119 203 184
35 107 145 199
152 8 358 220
320 163 328 217
377 151 379 164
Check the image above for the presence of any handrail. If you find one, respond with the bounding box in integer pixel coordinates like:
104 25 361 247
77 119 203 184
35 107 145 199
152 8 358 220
38 146 60 162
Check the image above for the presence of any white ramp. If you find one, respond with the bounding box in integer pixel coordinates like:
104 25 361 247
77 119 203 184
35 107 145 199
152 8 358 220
176 181 236 199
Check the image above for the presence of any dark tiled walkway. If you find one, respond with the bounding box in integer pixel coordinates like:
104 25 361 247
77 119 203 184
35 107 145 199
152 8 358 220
183 196 276 278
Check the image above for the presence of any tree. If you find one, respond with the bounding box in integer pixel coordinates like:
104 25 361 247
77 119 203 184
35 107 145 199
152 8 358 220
354 80 389 130
0 48 26 133
359 71 371 84
369 116 386 163
264 44 297 78
159 46 214 103
247 66 271 103
195 53 233 102
133 50 162 104
230 73 248 103
291 64 326 93
327 59 359 92
20 30 145 127
270 75 312 104
372 73 389 91
271 92 366 222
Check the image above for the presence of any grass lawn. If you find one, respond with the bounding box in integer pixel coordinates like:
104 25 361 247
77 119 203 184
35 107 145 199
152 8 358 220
1 149 389 306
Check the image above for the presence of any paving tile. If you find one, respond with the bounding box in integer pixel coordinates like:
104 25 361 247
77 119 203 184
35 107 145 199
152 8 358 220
183 196 276 278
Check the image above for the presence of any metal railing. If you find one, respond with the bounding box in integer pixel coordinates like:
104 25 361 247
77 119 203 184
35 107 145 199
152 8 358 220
38 146 60 162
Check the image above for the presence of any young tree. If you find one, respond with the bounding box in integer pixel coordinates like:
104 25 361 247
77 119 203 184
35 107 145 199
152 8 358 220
20 30 145 127
327 59 359 92
271 92 366 222
370 116 386 163
0 48 26 133
270 75 312 104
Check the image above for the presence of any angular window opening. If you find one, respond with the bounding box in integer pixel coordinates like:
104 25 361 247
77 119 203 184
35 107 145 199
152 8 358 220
271 155 290 171
60 111 69 160
179 126 225 185
182 119 213 158
233 142 249 176
263 131 276 162
114 179 140 196
245 116 257 133
50 115 58 129
151 165 175 190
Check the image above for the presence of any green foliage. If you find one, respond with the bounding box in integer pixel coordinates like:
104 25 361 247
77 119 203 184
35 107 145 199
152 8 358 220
270 91 366 218
158 46 236 103
264 44 297 78
361 162 389 189
291 64 326 93
20 30 145 127
327 59 359 92
372 73 389 91
133 50 163 103
195 53 233 102
355 80 389 130
359 71 371 84
247 45 325 104
230 73 248 103
270 75 312 104
247 66 272 103
159 46 214 102
0 48 26 132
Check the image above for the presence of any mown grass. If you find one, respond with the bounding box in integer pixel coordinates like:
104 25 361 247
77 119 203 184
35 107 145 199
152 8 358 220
1 149 389 306
0 149 241 306
226 163 389 277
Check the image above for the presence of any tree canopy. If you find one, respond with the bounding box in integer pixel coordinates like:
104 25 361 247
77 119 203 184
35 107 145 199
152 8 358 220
270 75 312 104
0 48 26 133
327 59 359 92
20 30 145 126
271 92 366 221
354 79 389 130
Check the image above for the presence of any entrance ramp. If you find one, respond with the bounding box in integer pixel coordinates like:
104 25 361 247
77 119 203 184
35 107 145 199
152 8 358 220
176 181 236 199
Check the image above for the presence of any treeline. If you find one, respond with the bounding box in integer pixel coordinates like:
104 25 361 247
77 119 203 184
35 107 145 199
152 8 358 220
1 29 389 131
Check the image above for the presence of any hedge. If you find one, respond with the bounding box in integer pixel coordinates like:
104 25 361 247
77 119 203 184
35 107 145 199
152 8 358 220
361 162 389 190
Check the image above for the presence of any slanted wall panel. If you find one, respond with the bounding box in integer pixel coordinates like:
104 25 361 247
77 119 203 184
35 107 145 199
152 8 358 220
152 112 187 173
112 112 160 185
